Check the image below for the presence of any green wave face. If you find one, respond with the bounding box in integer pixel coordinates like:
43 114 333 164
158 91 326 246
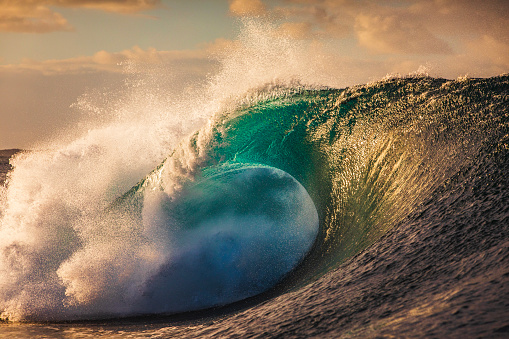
183 75 507 278
3 75 505 322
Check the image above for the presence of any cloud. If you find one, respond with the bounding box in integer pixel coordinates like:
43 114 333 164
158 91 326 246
269 1 509 53
271 1 455 54
51 0 162 14
0 0 161 33
354 13 452 55
0 43 221 149
229 0 267 17
250 0 508 79
468 35 509 67
438 34 509 77
0 4 73 33
276 22 313 39
0 45 216 75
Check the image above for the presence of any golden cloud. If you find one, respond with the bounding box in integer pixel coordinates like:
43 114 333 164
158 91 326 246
0 0 161 33
236 0 508 79
276 22 313 40
229 0 267 17
268 0 507 55
354 14 452 55
0 4 72 33
51 0 161 14
466 35 509 69
0 46 212 75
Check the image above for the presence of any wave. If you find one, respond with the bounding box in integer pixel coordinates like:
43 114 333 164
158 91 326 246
0 73 507 323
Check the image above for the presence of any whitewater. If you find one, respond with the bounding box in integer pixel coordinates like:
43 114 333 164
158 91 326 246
0 21 508 338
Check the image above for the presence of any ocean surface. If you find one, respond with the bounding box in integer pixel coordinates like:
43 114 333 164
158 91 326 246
0 75 508 338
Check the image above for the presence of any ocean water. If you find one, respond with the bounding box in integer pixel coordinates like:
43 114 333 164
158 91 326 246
0 20 508 338
0 74 508 338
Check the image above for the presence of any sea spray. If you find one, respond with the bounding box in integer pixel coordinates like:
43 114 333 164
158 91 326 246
0 19 332 320
1 17 507 323
1 73 507 323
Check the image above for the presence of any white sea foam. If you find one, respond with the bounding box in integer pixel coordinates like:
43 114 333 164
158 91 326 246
0 19 327 321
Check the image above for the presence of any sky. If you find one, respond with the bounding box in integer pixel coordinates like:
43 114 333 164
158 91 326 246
0 0 508 149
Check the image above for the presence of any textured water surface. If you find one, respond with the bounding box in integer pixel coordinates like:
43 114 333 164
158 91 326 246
0 75 508 338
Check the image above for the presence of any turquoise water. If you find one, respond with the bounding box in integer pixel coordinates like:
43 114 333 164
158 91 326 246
1 75 508 337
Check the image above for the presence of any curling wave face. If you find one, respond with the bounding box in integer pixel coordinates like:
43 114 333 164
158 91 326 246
0 75 507 322
128 165 319 315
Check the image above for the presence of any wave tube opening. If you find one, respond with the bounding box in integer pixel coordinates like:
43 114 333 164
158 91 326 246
132 165 320 316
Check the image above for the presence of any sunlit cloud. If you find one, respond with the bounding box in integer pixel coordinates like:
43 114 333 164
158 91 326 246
229 0 267 17
0 4 73 33
53 0 162 13
467 35 509 68
246 0 509 78
0 45 216 75
354 14 452 55
0 0 161 33
269 0 506 53
276 22 313 40
0 42 223 149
